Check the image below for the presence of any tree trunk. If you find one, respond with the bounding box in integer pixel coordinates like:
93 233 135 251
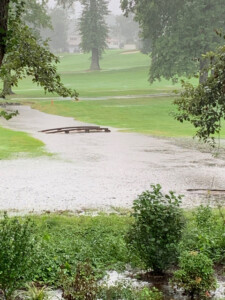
2 79 14 96
199 57 208 84
90 48 100 70
0 0 10 67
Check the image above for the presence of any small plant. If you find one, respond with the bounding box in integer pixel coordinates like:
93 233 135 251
172 251 217 299
99 281 162 300
0 214 38 300
60 261 99 300
16 283 51 300
127 184 184 274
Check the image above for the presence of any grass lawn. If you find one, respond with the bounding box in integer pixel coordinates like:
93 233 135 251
6 50 197 98
31 97 225 138
0 126 48 159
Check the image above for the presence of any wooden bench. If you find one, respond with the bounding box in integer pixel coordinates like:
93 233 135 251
39 126 111 134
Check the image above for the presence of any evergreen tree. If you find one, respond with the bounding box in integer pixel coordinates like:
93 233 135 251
80 0 109 70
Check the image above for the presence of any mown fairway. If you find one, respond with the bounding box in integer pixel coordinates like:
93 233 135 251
11 50 193 98
32 97 197 137
2 50 225 139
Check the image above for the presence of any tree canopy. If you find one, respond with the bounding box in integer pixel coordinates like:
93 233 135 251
121 0 225 83
174 34 225 145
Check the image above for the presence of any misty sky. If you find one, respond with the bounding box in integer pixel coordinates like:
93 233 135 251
49 0 122 15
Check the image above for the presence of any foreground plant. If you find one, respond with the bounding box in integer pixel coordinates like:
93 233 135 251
0 214 38 299
127 184 184 274
99 282 162 300
172 251 217 299
16 282 51 300
60 261 99 300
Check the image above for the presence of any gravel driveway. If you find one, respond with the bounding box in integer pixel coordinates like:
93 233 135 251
0 105 225 213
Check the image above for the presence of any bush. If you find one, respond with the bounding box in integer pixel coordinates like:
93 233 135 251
172 251 217 299
99 282 162 300
0 214 38 299
60 261 99 300
127 184 184 274
180 206 225 263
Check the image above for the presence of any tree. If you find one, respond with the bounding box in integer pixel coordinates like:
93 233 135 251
121 0 225 83
47 7 69 53
79 0 109 70
0 0 78 100
112 14 139 46
1 0 51 96
174 34 225 145
0 21 78 99
0 0 10 67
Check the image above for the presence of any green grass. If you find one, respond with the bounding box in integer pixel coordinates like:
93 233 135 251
3 207 223 285
0 126 48 159
7 50 197 98
31 97 225 138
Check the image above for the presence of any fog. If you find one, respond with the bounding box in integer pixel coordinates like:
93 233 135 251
48 0 122 15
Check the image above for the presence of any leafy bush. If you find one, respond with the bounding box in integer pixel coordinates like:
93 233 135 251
172 251 217 299
0 214 38 299
180 206 225 263
60 261 99 300
99 282 162 300
127 184 184 274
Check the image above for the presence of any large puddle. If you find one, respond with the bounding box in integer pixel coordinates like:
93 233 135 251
103 269 225 299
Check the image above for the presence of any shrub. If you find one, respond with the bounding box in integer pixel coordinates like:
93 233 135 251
99 282 162 300
127 184 184 274
60 261 99 300
180 206 225 263
0 214 38 299
172 251 217 299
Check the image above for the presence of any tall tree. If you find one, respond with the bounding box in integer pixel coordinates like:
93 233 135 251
121 0 225 83
80 0 109 70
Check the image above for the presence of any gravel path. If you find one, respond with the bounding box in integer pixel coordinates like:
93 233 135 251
0 105 225 213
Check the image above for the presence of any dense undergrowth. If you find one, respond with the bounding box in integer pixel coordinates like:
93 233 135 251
0 189 224 299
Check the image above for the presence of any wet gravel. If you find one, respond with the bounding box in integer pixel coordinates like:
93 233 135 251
0 105 225 213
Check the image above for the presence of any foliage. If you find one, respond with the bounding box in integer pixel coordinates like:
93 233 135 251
32 214 131 285
174 36 225 144
60 261 99 300
16 282 52 300
23 0 51 38
179 205 225 264
99 282 162 300
172 251 217 299
0 20 78 99
0 214 38 299
121 0 225 83
79 0 109 70
42 7 69 53
126 184 184 274
112 14 139 45
0 109 18 120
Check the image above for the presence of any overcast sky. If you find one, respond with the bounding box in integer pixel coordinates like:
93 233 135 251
49 0 122 15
